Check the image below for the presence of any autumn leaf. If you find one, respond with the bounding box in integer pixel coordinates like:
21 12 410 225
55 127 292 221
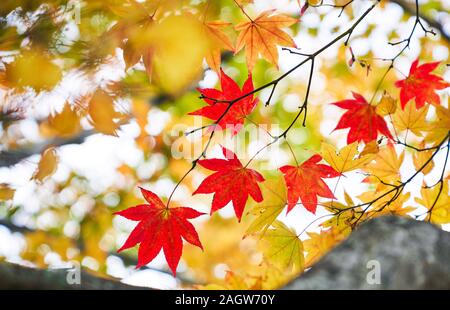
321 141 375 173
0 184 15 201
412 142 435 175
415 181 450 225
395 59 449 110
376 91 397 116
203 21 235 73
144 15 210 94
115 187 204 275
260 220 304 273
425 102 450 146
332 92 393 144
190 69 258 136
245 176 287 236
279 154 340 214
321 192 363 234
5 50 62 91
361 140 379 156
392 100 429 137
31 147 59 183
41 103 81 138
363 143 404 186
360 192 415 218
121 15 154 74
193 146 264 221
235 10 298 70
88 90 124 136
303 227 347 268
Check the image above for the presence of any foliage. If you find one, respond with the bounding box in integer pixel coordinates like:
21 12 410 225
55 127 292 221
0 0 449 289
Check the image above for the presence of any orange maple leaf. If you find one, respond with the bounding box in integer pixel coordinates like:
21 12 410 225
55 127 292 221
235 10 298 70
203 21 235 72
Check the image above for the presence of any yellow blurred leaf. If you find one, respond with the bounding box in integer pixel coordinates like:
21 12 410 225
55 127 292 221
0 184 15 201
144 15 210 94
31 147 59 183
41 103 81 138
88 90 123 136
5 50 62 91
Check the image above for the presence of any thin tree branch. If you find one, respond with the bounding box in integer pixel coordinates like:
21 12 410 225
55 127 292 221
390 0 450 43
0 261 151 290
0 130 94 167
0 219 198 285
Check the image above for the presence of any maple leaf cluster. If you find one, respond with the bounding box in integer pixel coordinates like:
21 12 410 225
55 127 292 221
116 57 449 276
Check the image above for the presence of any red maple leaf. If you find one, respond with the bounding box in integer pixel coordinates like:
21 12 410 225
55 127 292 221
193 146 264 221
115 187 204 276
332 92 393 144
189 69 258 136
279 154 340 214
395 59 449 110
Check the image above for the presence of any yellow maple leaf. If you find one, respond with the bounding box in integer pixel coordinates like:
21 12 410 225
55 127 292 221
376 91 397 116
425 102 450 146
31 147 59 183
363 143 404 185
415 181 450 225
245 176 287 236
412 142 435 175
260 220 304 273
321 141 375 173
235 10 298 70
361 140 380 156
392 100 429 137
358 191 415 218
303 227 347 268
321 192 364 234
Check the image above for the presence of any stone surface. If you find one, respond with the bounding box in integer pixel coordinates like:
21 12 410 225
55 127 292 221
284 216 450 289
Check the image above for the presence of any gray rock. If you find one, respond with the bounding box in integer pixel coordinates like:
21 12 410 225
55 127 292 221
284 216 450 290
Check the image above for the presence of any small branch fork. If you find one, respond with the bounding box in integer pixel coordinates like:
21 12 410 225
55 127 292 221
167 1 380 207
368 0 436 104
326 131 450 232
